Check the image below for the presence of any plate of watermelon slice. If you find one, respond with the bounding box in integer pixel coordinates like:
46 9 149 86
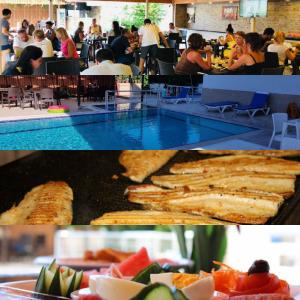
1 247 299 300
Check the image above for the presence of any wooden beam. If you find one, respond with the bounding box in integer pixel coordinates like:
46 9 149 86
69 0 173 3
173 0 238 4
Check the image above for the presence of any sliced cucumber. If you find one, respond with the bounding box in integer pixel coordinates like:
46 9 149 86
74 270 83 291
35 266 46 293
47 266 61 296
132 263 163 284
59 267 76 297
35 260 83 298
131 283 175 300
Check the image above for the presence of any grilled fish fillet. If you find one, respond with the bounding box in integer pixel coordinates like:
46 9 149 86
151 172 296 198
0 181 73 225
198 150 300 157
120 150 178 183
170 155 300 175
90 210 231 225
127 185 285 224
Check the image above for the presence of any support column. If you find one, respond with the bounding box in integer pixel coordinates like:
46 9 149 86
49 0 54 21
173 2 175 24
145 0 149 18
250 16 256 32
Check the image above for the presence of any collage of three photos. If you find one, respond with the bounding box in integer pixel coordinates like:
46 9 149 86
1 0 300 299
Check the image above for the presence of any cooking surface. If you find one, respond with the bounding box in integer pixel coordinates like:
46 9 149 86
0 151 299 224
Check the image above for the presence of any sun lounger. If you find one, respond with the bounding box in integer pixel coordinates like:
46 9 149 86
204 101 239 113
161 86 191 104
234 92 270 118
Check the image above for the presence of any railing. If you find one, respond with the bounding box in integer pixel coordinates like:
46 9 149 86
104 89 160 111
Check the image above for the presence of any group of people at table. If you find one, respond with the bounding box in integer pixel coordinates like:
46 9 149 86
0 7 299 75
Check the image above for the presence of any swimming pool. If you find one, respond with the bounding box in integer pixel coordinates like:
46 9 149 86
0 108 257 150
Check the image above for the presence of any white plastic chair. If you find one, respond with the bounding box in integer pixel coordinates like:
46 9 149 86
38 88 55 109
21 89 36 109
2 87 22 108
268 113 288 148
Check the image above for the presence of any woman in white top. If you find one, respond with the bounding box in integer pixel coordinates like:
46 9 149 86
267 31 297 65
33 29 54 57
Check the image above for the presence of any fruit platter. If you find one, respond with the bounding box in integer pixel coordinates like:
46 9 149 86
0 247 299 300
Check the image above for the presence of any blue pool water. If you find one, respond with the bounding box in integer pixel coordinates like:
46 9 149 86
0 109 256 150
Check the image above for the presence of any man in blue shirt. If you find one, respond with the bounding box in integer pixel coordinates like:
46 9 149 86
111 28 134 65
0 8 12 74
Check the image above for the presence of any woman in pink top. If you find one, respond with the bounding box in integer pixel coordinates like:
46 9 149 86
56 27 79 59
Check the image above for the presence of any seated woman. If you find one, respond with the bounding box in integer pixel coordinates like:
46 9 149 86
175 33 212 75
267 31 298 65
21 19 29 33
89 18 102 37
108 21 122 37
56 28 79 59
217 24 236 58
74 21 85 44
2 45 42 75
227 32 265 75
228 31 246 66
131 25 139 43
219 24 235 45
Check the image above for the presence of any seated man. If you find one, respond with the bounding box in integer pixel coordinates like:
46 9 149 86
111 28 134 65
169 22 179 34
261 27 274 52
81 48 132 75
32 29 54 57
13 29 33 57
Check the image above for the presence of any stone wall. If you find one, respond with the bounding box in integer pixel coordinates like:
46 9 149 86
187 0 300 33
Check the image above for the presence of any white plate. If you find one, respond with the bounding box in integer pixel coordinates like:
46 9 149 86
71 288 91 300
72 285 300 300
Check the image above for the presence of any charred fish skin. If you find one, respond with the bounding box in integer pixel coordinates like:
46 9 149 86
90 210 230 225
127 186 284 224
170 155 300 175
151 172 296 198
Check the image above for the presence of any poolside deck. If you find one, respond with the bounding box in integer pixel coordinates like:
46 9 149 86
0 95 277 150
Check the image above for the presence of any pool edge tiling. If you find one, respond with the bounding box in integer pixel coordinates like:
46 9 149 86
0 108 258 150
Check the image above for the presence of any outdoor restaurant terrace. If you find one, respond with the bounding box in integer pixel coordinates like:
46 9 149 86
0 75 299 150
0 0 300 75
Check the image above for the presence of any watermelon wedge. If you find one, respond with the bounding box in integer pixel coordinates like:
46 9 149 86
118 247 152 277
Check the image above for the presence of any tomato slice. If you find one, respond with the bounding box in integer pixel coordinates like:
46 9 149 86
213 269 290 297
78 295 102 300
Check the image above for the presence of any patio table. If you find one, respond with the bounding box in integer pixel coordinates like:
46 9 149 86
85 37 107 62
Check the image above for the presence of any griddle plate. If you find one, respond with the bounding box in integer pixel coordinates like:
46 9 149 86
0 151 299 224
